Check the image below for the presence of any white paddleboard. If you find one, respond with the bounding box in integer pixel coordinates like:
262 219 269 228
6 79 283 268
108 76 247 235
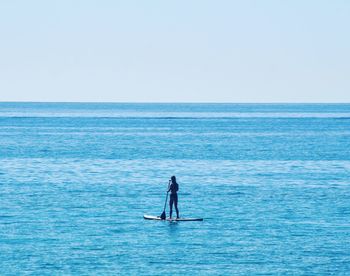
144 215 203 221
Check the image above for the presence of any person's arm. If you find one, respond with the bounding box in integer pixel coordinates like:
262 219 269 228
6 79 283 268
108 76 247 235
167 180 171 192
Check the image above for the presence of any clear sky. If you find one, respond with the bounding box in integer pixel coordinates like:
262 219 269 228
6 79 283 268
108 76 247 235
0 0 349 102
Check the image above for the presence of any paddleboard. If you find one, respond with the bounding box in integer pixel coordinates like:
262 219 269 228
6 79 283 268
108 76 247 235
144 215 203 221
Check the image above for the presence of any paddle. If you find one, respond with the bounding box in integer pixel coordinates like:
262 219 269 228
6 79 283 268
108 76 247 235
160 181 170 219
160 191 169 220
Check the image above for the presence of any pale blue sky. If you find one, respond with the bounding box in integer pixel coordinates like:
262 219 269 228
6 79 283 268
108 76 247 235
0 1 349 102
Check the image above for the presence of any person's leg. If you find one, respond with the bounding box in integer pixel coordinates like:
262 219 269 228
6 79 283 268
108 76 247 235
169 195 173 218
174 194 179 218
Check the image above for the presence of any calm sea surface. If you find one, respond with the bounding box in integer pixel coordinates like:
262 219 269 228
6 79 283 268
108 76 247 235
0 103 350 275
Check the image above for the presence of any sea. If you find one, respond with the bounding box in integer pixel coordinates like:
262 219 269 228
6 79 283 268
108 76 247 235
0 102 349 275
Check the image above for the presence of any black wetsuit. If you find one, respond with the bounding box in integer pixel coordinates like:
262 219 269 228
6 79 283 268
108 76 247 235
168 182 179 218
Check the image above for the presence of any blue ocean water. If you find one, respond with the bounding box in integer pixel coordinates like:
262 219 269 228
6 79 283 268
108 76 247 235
0 103 350 275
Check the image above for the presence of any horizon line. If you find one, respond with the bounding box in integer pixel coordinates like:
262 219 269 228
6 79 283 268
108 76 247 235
1 101 350 104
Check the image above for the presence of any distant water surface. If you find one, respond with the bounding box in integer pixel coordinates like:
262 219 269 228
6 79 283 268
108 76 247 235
0 103 349 275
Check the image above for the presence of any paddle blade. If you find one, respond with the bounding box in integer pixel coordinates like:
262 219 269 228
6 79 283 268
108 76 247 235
160 211 166 220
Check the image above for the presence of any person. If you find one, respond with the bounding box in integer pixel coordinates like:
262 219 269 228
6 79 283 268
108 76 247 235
168 175 179 219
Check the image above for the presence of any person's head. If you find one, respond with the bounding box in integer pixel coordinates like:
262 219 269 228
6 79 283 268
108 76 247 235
171 175 177 183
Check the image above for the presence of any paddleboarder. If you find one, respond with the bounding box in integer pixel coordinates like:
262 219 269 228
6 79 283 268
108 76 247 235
168 175 179 219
